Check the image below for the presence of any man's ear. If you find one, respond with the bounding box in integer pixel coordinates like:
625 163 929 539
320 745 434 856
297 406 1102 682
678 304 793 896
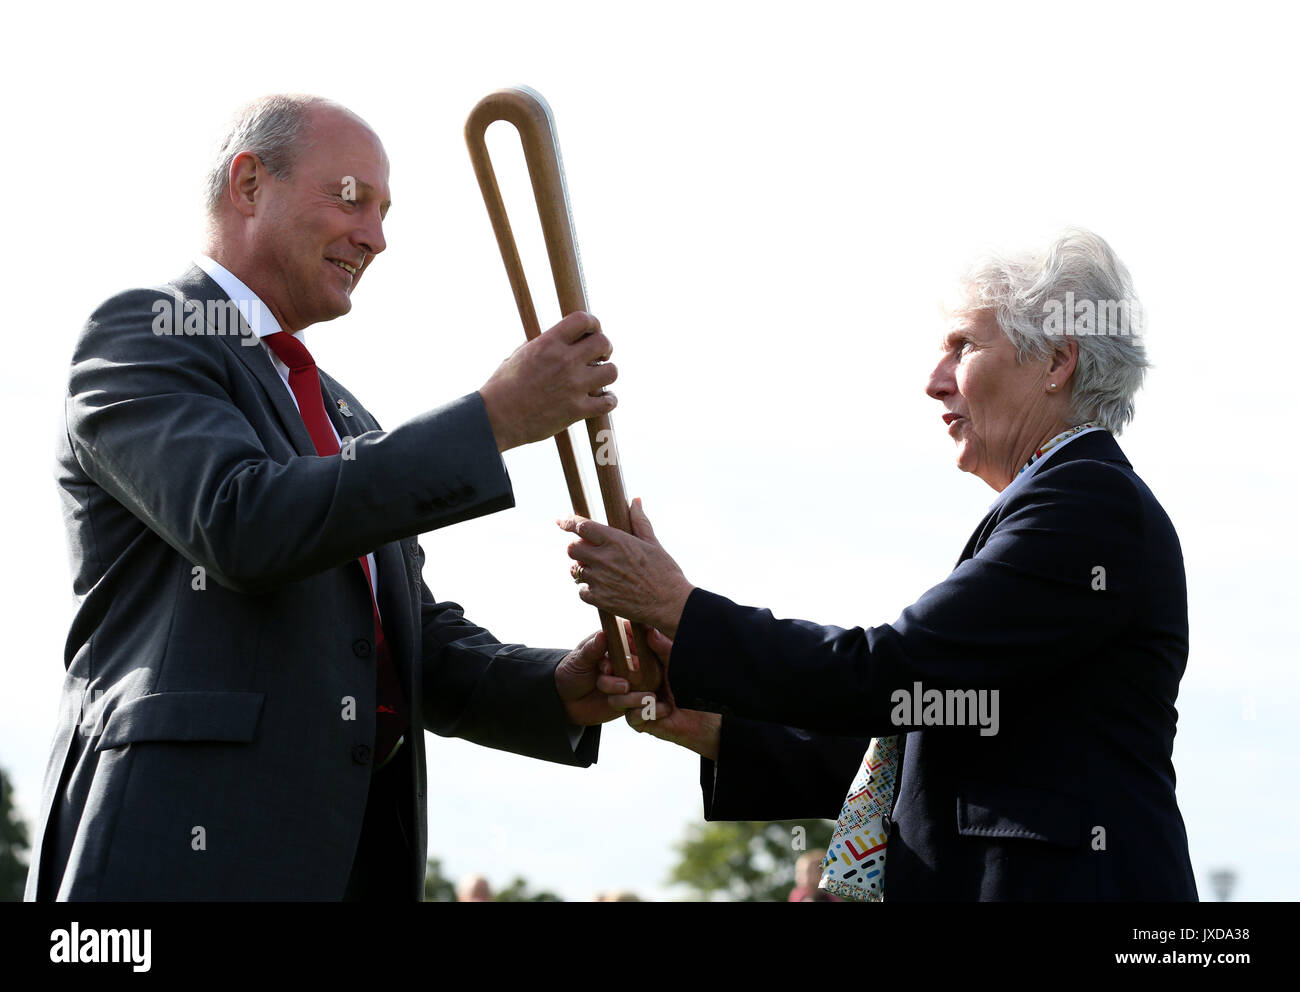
228 151 263 217
1048 338 1079 386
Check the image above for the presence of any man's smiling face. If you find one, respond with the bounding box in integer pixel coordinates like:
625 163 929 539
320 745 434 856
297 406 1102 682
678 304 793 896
243 106 391 332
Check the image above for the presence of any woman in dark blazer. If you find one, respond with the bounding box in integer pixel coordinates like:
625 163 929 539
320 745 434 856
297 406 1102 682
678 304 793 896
562 229 1197 901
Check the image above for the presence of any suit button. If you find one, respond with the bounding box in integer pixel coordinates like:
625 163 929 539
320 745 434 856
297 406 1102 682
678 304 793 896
352 638 372 659
352 744 372 764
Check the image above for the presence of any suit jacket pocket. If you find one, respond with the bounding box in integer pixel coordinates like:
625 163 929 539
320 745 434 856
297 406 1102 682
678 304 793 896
956 781 1084 848
95 691 265 750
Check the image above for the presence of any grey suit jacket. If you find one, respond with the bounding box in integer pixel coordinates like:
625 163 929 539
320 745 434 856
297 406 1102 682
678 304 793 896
27 265 598 900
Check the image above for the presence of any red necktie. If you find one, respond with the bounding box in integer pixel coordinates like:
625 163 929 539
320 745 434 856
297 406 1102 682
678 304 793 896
263 331 406 768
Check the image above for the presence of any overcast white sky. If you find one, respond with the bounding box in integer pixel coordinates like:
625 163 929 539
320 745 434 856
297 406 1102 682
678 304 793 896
2 1 1296 901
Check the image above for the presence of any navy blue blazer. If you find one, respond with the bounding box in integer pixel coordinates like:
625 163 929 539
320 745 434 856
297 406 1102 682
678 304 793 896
669 431 1198 900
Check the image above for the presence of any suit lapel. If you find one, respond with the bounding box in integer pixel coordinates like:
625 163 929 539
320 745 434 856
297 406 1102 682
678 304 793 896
318 374 360 445
953 430 1132 567
169 266 320 457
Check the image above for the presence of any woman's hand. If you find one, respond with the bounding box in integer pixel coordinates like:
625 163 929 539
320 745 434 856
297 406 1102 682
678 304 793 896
557 498 694 638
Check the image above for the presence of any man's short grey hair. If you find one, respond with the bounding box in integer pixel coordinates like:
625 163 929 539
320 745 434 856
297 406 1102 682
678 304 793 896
204 94 346 216
957 228 1149 434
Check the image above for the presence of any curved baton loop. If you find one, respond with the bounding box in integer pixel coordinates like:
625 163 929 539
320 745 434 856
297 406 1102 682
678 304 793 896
465 86 660 690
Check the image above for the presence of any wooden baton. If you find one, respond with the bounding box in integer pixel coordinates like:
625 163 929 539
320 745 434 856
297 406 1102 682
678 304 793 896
464 86 660 690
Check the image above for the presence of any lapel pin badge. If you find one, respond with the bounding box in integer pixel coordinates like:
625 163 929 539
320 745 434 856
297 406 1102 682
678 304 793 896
337 399 354 418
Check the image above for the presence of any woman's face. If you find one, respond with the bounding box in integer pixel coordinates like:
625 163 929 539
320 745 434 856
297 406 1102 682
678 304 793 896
926 308 1060 491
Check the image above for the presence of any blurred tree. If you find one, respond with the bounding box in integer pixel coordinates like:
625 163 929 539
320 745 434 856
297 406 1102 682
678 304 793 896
669 819 835 902
0 766 31 901
493 877 562 902
423 857 457 902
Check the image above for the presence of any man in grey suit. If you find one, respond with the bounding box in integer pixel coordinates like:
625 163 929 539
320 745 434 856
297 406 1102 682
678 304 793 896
26 94 631 900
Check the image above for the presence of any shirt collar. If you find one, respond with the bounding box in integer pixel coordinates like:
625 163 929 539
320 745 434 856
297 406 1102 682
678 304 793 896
194 254 295 342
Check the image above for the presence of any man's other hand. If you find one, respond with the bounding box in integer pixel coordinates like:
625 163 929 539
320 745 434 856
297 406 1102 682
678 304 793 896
555 629 634 727
479 311 617 452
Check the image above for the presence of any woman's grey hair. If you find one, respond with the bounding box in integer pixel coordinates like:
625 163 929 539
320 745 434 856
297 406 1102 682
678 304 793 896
203 94 343 216
957 228 1149 434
